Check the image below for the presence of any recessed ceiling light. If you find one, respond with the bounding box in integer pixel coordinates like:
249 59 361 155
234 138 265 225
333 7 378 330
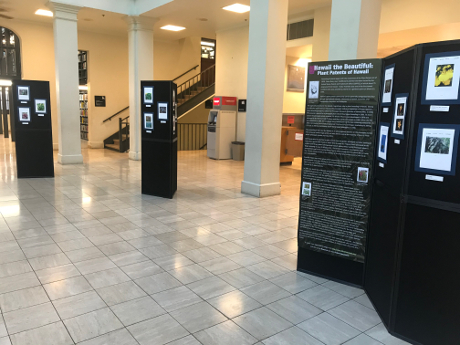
35 9 53 17
161 25 186 32
223 3 250 13
201 41 215 47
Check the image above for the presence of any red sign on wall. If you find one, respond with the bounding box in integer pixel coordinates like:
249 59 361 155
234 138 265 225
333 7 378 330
287 116 295 124
213 97 221 106
222 97 237 106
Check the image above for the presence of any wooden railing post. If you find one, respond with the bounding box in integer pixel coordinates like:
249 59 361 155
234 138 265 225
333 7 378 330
118 118 123 152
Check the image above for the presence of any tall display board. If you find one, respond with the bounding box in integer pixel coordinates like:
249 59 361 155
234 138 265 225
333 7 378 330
141 81 178 199
365 40 460 345
12 80 54 178
298 59 382 286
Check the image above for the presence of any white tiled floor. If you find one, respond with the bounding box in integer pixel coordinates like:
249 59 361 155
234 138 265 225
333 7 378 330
0 137 409 345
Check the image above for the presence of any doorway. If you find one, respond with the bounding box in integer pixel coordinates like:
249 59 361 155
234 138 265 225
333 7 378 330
201 38 216 87
0 86 13 140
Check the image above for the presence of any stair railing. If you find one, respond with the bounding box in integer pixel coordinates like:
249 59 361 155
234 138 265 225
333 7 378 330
173 65 199 82
103 106 129 123
119 116 130 152
177 64 215 105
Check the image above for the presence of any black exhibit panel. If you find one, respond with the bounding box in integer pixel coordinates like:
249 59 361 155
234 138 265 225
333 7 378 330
12 80 54 178
141 81 177 199
365 40 460 345
297 59 382 287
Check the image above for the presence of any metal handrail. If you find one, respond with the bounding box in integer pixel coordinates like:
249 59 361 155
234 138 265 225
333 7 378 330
177 123 207 151
177 65 215 105
173 65 199 82
103 106 129 123
177 65 215 90
118 116 130 152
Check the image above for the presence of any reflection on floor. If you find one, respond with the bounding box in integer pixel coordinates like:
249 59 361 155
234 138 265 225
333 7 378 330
0 137 408 345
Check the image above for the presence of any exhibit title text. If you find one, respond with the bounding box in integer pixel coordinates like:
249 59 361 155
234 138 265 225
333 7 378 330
314 63 374 76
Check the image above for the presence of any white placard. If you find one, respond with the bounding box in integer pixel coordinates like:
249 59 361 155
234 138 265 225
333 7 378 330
426 175 444 182
425 56 460 101
383 108 389 113
301 182 311 196
392 96 407 136
18 107 30 122
419 128 455 172
295 133 303 141
38 115 44 117
17 86 30 101
378 125 389 161
394 139 400 144
379 162 385 168
158 102 168 120
382 67 394 104
430 105 450 112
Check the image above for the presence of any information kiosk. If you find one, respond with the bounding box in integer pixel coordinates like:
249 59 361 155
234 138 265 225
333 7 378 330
141 81 177 199
207 96 237 160
12 80 54 178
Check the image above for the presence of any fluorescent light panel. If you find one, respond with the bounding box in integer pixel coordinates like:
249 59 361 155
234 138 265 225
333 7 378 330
161 25 186 32
0 80 12 86
35 9 53 17
79 85 88 90
201 41 215 47
223 3 250 13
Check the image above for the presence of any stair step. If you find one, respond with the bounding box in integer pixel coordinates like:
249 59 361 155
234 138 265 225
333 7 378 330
105 143 120 151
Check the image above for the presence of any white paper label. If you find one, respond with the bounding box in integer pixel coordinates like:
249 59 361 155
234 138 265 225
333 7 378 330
38 114 44 117
426 175 444 182
146 105 151 108
161 121 166 124
146 130 152 133
20 101 27 104
383 108 389 113
295 133 303 141
430 105 450 112
22 122 29 125
379 162 384 168
394 139 400 144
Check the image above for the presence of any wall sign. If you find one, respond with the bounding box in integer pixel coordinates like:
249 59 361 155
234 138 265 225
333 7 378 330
238 99 247 112
95 96 106 107
287 115 295 124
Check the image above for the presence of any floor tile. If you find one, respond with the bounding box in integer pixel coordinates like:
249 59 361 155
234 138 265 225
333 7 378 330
22 244 62 259
323 281 365 299
121 260 163 279
233 307 292 340
35 264 81 284
182 247 221 263
0 286 49 313
77 328 137 345
52 291 106 319
169 263 214 284
354 294 375 310
208 290 262 318
167 335 201 345
267 296 322 324
135 272 182 294
75 257 116 275
246 261 290 280
365 323 411 345
328 300 381 332
111 296 165 326
0 261 32 279
241 281 291 305
109 250 149 267
227 251 266 267
138 244 177 259
187 276 236 300
64 308 123 343
0 272 40 295
298 312 361 345
0 336 10 345
154 254 194 271
194 320 257 345
269 272 317 294
219 268 265 289
262 326 324 345
98 242 135 256
57 238 94 252
85 267 131 289
96 281 146 306
127 314 189 345
65 247 105 263
152 286 201 312
4 302 60 334
0 251 26 266
343 334 383 345
297 285 350 311
9 322 73 345
43 276 93 300
200 257 241 275
170 301 227 333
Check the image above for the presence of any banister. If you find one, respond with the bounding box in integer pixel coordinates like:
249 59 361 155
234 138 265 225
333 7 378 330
177 64 215 91
103 106 129 123
173 65 200 82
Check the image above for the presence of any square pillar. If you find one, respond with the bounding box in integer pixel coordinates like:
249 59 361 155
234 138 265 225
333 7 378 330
328 0 382 60
125 16 155 161
50 3 83 164
241 0 288 197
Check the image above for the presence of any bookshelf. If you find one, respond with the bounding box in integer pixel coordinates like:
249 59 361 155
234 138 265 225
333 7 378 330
78 50 88 86
79 91 88 140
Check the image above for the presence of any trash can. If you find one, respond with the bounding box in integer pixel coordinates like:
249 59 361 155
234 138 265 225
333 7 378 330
232 141 245 161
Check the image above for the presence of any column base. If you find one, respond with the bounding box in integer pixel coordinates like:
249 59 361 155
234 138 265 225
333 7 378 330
58 153 83 165
129 151 142 161
241 180 281 198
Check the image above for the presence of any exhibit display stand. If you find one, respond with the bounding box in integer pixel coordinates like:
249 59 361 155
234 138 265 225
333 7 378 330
141 81 177 199
365 40 460 345
12 80 54 178
297 59 382 286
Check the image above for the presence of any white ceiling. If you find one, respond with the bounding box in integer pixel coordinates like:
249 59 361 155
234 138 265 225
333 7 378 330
1 0 331 40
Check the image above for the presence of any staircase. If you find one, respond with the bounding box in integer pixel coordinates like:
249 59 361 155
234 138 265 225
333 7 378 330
103 116 130 153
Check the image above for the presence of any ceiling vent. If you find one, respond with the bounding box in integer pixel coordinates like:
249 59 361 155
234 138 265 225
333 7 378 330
287 19 314 41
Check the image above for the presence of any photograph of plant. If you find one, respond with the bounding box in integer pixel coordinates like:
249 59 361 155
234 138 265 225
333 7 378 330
434 64 454 87
425 136 451 154
397 103 405 116
145 93 152 100
384 79 392 93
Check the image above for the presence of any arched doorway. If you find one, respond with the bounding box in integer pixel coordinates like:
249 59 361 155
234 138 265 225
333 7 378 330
0 27 21 140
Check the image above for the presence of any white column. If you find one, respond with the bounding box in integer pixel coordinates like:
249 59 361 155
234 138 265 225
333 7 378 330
125 16 155 161
241 0 288 198
328 0 382 60
50 3 83 164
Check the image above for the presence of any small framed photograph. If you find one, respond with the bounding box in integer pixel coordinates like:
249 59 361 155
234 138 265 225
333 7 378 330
17 86 30 101
357 167 369 184
19 107 31 122
158 102 168 120
144 113 153 130
391 93 409 139
144 87 153 104
308 81 319 99
381 64 395 105
287 65 306 93
377 123 390 163
35 99 46 113
301 182 312 197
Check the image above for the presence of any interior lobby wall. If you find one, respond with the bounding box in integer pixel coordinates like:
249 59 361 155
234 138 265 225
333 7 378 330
283 56 309 114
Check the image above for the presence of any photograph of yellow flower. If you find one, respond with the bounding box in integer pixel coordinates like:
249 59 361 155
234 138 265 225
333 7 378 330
434 64 454 87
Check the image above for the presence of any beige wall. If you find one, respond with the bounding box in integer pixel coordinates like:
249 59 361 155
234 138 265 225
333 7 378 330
283 56 308 114
178 103 210 124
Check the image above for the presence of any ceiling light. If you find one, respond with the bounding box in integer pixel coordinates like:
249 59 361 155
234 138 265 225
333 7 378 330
223 3 250 13
201 41 215 47
0 80 12 86
161 25 186 32
35 9 53 17
79 85 88 90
